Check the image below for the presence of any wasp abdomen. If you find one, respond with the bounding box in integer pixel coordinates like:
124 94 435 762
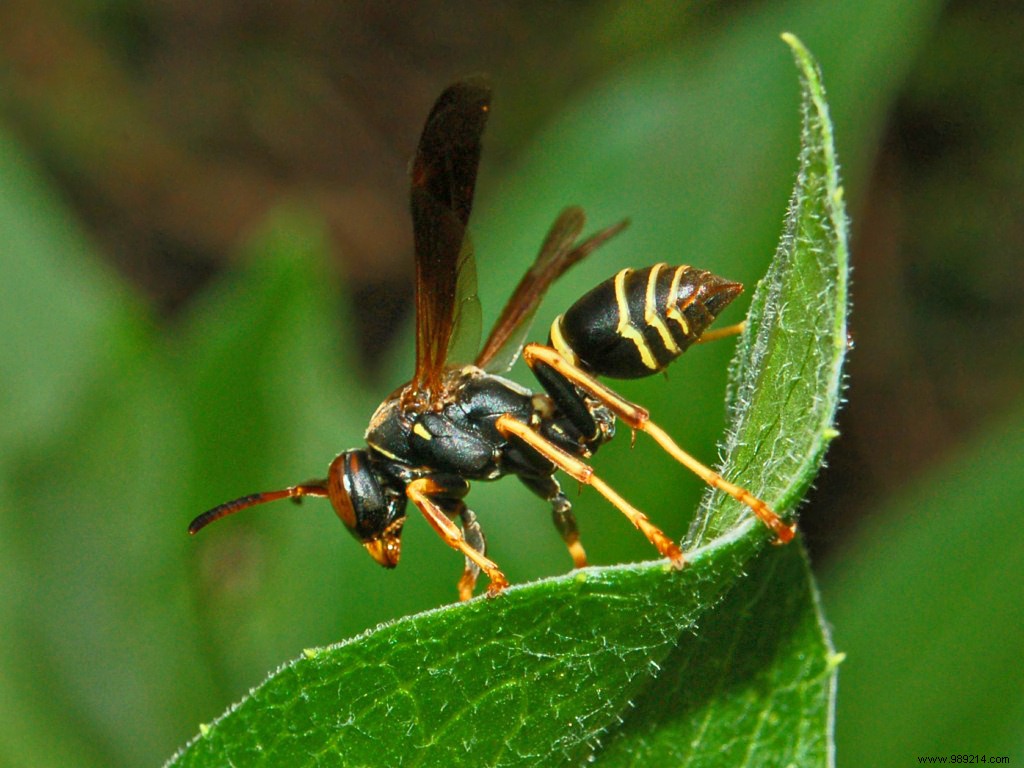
549 263 742 379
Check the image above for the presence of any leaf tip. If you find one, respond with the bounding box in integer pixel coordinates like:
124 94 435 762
780 31 804 53
780 32 815 75
826 651 847 671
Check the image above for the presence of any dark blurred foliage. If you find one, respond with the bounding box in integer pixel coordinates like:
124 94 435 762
847 0 1024 470
0 0 634 351
803 1 1024 555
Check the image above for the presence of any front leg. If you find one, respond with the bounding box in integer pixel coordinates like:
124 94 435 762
406 476 510 599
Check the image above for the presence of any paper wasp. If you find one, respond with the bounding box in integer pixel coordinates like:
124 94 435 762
190 79 794 600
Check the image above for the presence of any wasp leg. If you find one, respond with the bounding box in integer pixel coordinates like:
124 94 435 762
695 320 746 343
497 415 684 567
522 343 795 544
435 497 487 600
519 474 588 568
406 477 510 598
455 505 488 601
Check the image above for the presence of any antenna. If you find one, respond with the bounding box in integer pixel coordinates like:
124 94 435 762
188 483 329 535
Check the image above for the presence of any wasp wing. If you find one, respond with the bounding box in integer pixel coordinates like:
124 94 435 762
477 207 629 373
444 232 483 369
410 79 490 397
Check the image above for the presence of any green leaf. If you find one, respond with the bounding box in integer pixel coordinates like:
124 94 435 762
594 544 838 767
688 33 850 547
171 537 837 768
0 128 146 449
168 35 849 768
0 125 170 768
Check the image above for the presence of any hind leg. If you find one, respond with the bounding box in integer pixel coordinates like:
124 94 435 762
523 343 795 544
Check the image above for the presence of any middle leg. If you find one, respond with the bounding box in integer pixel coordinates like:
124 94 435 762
497 414 685 568
519 473 588 569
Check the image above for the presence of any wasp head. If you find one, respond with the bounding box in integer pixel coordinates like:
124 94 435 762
327 450 407 568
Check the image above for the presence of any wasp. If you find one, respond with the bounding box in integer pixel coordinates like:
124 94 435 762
190 79 794 600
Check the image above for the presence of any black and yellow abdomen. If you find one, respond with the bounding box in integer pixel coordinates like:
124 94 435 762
549 263 742 379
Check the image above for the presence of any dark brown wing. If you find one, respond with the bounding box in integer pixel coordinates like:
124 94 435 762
410 79 491 398
476 207 629 372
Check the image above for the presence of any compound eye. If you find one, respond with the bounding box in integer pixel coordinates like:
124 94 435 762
327 449 397 543
326 452 359 531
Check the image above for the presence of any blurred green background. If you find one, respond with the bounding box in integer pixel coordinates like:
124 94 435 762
1 1 1021 766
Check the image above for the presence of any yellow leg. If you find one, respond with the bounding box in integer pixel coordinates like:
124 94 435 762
496 415 685 567
406 478 510 599
522 343 795 544
695 320 746 343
